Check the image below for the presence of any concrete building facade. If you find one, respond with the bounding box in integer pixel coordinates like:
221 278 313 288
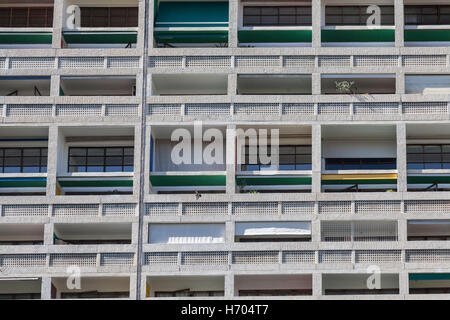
0 0 450 299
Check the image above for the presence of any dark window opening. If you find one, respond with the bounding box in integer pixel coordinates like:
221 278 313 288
60 291 129 299
325 288 399 295
242 145 312 171
0 7 53 27
325 158 397 170
80 7 138 27
155 289 224 297
407 144 450 170
243 6 312 26
0 148 47 173
239 289 312 296
405 5 450 25
68 147 134 173
325 6 394 26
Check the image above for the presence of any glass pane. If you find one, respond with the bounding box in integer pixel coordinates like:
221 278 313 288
407 154 423 162
69 157 86 166
342 160 360 170
87 148 104 156
124 148 134 155
106 148 123 156
23 157 40 166
296 163 312 170
279 164 295 170
261 16 278 25
23 149 40 156
407 163 424 170
280 154 295 164
279 15 296 25
5 149 21 157
296 146 311 154
424 145 441 153
279 7 296 15
5 157 20 166
296 155 311 164
261 8 278 15
424 162 441 169
87 157 104 166
69 148 87 156
244 7 260 15
105 156 123 166
424 154 441 162
279 146 295 154
244 16 260 25
407 145 423 153
22 166 40 173
124 156 134 165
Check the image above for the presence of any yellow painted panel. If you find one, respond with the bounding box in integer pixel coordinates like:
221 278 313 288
322 173 398 181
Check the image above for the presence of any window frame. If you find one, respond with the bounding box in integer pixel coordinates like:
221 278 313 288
80 7 139 28
243 6 312 27
324 158 397 170
405 5 450 25
67 146 134 173
0 147 48 174
0 7 53 28
407 144 450 170
325 5 395 26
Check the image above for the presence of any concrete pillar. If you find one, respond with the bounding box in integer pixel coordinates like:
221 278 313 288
396 123 407 192
50 75 61 97
396 72 406 95
46 125 59 196
145 125 153 194
132 222 140 245
311 219 321 243
41 277 52 300
312 73 321 95
44 223 54 245
312 0 322 48
225 273 234 298
229 0 239 48
312 273 322 297
52 0 64 49
133 124 143 196
399 272 409 297
129 275 138 300
228 74 237 96
312 124 322 194
226 125 237 194
137 0 146 50
148 0 156 50
395 0 405 48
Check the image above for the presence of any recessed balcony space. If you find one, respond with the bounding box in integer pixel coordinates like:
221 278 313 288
236 125 312 193
408 220 450 241
151 74 228 96
235 222 311 242
0 278 42 300
60 76 136 96
238 2 312 47
51 276 130 299
405 75 450 95
0 224 44 245
409 273 450 294
404 3 450 46
0 1 53 48
56 126 135 195
0 76 50 97
62 0 139 48
321 74 396 95
53 223 132 245
322 2 395 47
406 123 450 192
0 126 48 196
235 275 312 297
323 274 399 295
146 276 225 298
322 125 397 192
154 1 229 48
149 223 225 244
150 125 226 194
237 74 312 95
321 221 398 242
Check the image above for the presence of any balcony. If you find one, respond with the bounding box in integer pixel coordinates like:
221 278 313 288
322 4 395 47
321 221 398 242
405 75 450 95
237 75 312 95
238 4 312 47
0 2 53 48
151 74 228 96
150 125 227 193
404 4 450 46
0 127 48 195
408 220 450 241
60 76 136 97
0 278 42 300
0 224 44 245
322 274 399 295
0 76 51 97
146 276 224 298
321 74 396 95
56 126 135 195
62 1 138 48
54 223 132 245
409 273 450 294
321 125 398 192
154 1 229 48
51 276 130 299
406 124 450 191
236 125 312 193
235 275 312 296
235 222 311 242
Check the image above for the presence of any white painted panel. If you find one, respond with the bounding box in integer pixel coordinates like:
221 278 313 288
149 223 225 244
406 76 450 94
235 222 311 236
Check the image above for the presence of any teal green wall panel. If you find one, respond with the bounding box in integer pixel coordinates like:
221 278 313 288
321 29 395 42
238 30 312 43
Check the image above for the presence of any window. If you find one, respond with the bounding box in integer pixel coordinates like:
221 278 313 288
405 5 450 25
407 145 450 170
80 7 138 27
68 147 134 173
243 6 312 26
0 7 53 27
155 290 224 297
241 145 312 171
325 6 394 26
0 148 47 173
239 289 312 296
325 158 396 170
60 291 129 299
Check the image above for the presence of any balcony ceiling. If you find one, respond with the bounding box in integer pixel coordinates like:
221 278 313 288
60 126 134 137
54 223 131 239
0 224 43 238
407 123 450 139
322 124 396 139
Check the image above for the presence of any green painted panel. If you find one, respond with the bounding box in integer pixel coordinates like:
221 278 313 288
58 180 133 187
150 175 226 187
409 273 450 281
321 29 395 42
408 176 450 184
0 179 46 188
155 2 229 27
63 32 137 44
154 31 228 44
236 177 312 186
405 29 450 42
0 33 52 44
322 179 397 185
238 30 312 43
